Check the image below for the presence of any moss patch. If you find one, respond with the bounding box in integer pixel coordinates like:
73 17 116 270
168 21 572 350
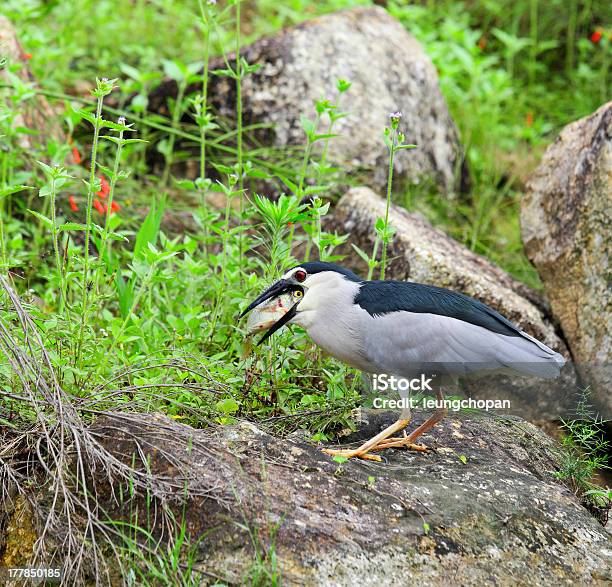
0 496 37 568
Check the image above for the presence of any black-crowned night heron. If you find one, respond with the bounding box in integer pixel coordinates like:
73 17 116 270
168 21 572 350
241 262 565 462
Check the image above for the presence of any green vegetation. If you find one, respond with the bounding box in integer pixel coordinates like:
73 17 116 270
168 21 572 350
111 508 208 587
1 0 608 426
555 394 610 523
0 0 610 582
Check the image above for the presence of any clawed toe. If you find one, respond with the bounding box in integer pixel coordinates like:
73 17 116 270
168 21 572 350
372 438 428 452
321 448 383 462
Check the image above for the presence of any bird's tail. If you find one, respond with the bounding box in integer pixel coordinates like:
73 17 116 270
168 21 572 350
500 330 565 379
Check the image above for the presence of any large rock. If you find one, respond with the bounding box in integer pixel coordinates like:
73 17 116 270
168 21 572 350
149 7 466 194
327 186 577 421
90 412 611 585
522 102 612 419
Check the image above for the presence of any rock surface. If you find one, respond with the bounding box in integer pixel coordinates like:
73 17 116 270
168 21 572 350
327 186 577 421
522 102 612 419
149 7 466 194
90 412 611 585
0 16 64 149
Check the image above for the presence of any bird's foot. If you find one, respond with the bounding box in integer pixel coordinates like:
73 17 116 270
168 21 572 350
372 432 428 452
321 448 383 462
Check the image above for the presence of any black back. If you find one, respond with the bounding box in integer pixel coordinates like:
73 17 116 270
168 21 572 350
355 280 522 337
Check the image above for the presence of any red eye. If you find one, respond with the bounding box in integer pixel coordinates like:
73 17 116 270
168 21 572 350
294 270 307 282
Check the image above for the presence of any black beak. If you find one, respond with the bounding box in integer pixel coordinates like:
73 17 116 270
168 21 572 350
239 279 300 318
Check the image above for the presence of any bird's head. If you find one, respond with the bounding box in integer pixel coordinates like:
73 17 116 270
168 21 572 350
240 262 362 343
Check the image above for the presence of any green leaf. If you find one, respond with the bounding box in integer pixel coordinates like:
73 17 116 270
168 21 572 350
97 163 114 177
36 160 54 176
0 185 31 198
101 136 146 146
312 133 338 142
303 185 331 196
130 93 148 112
119 62 141 80
174 179 196 190
300 115 316 137
211 67 236 79
215 398 239 414
60 222 87 231
103 119 136 132
76 108 101 127
28 209 53 228
133 196 166 259
92 224 129 242
278 175 298 194
332 455 348 464
351 244 371 264
337 78 352 93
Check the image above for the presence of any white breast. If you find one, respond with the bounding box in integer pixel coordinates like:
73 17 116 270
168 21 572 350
292 274 376 371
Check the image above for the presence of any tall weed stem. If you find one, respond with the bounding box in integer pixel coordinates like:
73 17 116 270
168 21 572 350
198 0 212 196
96 121 126 293
235 0 245 272
380 129 396 281
77 79 114 365
48 176 66 311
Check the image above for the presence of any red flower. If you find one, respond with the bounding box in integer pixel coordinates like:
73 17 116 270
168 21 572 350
525 111 534 128
71 146 81 165
93 199 105 214
591 30 602 43
72 147 81 164
287 221 294 227
96 175 110 199
68 196 78 212
22 52 32 60
110 201 120 213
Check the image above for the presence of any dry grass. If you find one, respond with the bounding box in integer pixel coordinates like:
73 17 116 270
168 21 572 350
0 276 233 585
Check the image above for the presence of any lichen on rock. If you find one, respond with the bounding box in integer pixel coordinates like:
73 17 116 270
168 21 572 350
87 411 612 585
522 101 612 420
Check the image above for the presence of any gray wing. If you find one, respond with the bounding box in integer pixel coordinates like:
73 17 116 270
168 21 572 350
359 309 565 379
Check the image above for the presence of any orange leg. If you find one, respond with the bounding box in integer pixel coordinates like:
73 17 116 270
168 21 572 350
374 389 447 451
323 388 447 461
322 417 412 462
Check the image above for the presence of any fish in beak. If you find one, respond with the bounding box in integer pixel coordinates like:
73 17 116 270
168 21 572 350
240 279 302 344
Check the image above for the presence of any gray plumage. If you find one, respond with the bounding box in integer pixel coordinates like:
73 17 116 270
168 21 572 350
242 262 566 461
287 263 565 381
